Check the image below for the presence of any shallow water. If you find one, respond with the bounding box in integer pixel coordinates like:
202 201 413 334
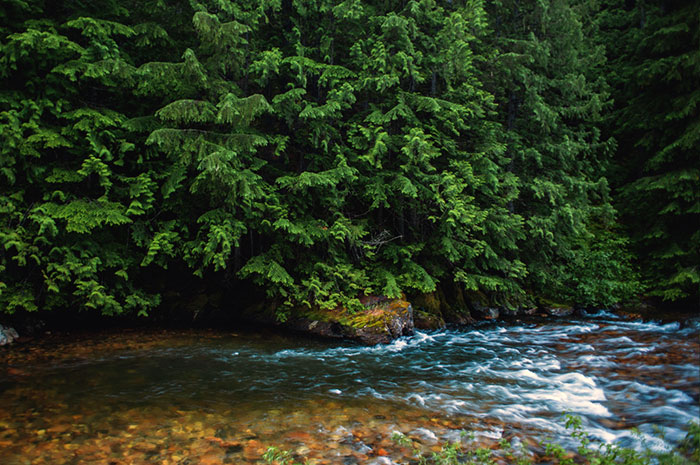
1 312 698 464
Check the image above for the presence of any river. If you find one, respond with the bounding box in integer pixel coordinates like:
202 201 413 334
1 311 698 464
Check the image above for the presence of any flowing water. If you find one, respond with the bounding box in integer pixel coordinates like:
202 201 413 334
1 312 698 464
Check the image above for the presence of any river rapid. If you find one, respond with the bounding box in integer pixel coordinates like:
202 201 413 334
1 312 698 464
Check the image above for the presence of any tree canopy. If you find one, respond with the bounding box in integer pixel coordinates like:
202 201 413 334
1 0 695 320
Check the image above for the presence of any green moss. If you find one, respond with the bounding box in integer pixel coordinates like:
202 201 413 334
289 297 410 333
536 296 574 309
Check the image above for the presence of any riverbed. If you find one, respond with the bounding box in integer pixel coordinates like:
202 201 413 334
1 312 698 464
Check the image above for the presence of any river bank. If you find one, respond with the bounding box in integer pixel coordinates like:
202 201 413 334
3 289 698 348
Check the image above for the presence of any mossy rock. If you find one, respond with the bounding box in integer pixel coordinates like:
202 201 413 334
411 288 474 325
414 310 446 330
242 296 415 345
410 292 446 330
536 297 575 317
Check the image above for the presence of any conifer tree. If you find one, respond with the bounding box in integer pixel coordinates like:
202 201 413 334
0 0 186 315
484 0 637 306
599 0 699 304
0 0 662 320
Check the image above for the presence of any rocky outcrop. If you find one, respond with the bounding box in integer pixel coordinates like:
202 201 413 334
288 297 414 345
413 310 446 330
240 296 414 345
0 324 19 346
410 290 474 327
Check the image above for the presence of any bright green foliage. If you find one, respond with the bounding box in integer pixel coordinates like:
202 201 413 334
0 0 684 319
248 0 527 314
599 0 699 304
0 0 185 315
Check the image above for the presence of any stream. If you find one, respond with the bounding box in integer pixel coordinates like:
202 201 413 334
1 311 698 464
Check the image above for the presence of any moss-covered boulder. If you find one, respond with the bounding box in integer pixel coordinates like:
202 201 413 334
410 288 474 326
410 292 446 330
413 310 446 330
536 297 575 317
239 296 414 345
288 297 414 345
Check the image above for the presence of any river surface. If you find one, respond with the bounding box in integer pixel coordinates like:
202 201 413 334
1 312 699 464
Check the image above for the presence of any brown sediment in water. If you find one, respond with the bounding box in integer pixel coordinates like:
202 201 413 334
0 330 505 465
1 323 698 465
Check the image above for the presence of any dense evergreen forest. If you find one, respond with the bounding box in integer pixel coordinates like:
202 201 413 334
0 0 697 322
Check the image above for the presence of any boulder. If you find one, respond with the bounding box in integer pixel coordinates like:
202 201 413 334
244 297 414 345
408 428 439 445
519 305 539 316
413 310 446 330
542 306 574 317
442 310 475 325
410 292 446 329
0 324 19 346
297 297 414 345
471 302 500 320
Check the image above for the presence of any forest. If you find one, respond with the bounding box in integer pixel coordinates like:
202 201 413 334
1 0 698 322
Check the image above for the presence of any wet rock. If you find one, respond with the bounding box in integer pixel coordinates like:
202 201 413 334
472 303 499 320
352 442 373 455
441 429 469 446
410 293 446 330
286 431 313 442
239 296 414 344
413 310 446 330
408 428 439 445
682 317 700 330
482 307 500 320
288 297 414 345
465 292 500 321
498 307 519 318
367 457 397 465
242 439 264 460
330 426 353 442
0 324 19 346
519 306 539 316
543 306 574 317
199 450 225 465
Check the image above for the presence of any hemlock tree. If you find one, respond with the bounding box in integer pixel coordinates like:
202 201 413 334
484 0 637 306
243 0 528 314
1 0 663 321
600 0 699 304
0 0 183 315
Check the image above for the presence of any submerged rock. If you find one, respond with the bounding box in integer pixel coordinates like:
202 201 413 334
366 457 397 465
408 428 439 445
0 324 19 346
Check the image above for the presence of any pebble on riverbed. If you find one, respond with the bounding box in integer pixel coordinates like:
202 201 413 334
0 324 19 345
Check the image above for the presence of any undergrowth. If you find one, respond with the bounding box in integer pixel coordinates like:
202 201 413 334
263 417 700 465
